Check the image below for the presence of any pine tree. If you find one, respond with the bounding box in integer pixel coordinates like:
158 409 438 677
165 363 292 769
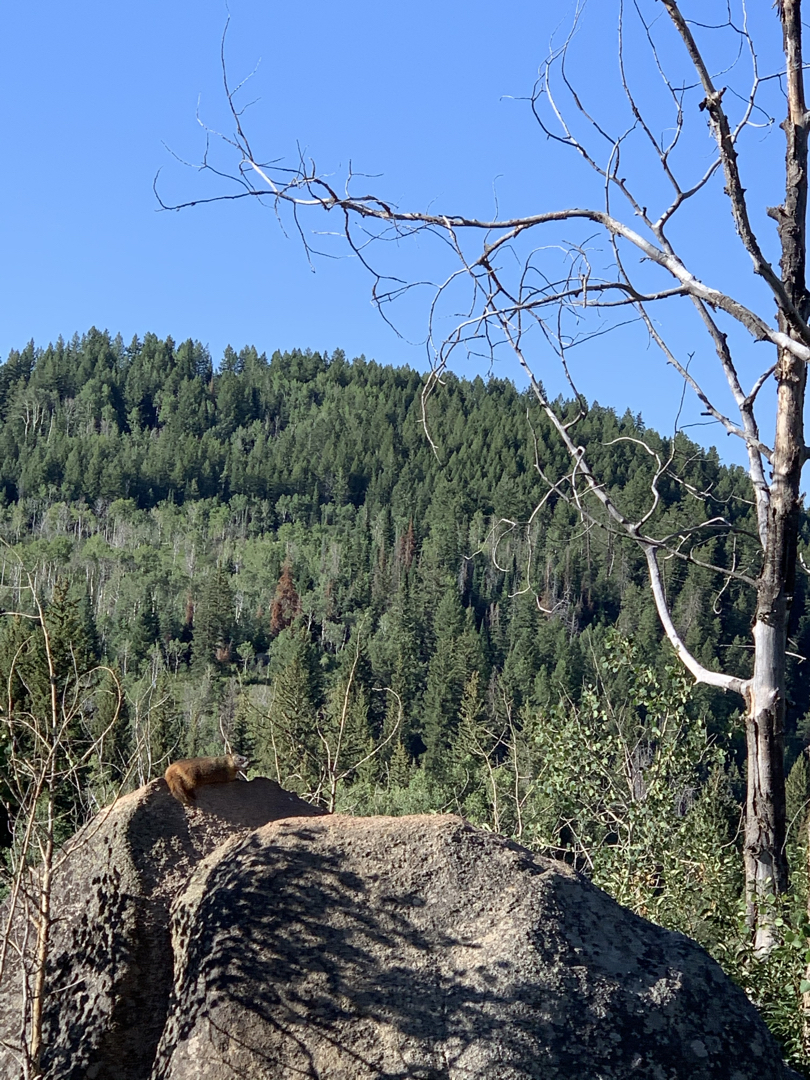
191 566 236 672
77 591 100 662
785 750 810 903
252 629 320 792
422 589 466 775
455 671 487 763
379 573 425 755
92 668 129 787
422 591 486 776
451 670 502 825
322 666 374 807
388 740 413 789
230 689 255 763
47 578 98 690
0 580 108 842
128 591 160 671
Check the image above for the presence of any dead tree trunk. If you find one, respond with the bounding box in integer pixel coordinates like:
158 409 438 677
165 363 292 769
161 0 810 951
744 0 810 946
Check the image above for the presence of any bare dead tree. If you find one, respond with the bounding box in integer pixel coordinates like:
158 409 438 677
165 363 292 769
313 635 405 814
159 1 810 952
0 566 124 1079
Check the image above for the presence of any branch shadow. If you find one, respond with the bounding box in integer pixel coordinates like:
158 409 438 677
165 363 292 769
151 819 785 1080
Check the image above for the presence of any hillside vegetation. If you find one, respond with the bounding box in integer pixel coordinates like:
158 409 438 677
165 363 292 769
3 328 810 1066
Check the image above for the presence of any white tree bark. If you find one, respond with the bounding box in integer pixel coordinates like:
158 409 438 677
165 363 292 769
161 1 810 950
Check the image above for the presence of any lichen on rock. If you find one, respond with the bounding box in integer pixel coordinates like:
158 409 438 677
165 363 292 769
0 782 799 1079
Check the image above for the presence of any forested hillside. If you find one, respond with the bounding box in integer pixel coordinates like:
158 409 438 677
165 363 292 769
4 327 810 1064
1 328 807 736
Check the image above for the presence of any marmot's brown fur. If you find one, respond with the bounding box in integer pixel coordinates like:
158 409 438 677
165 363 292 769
164 753 249 805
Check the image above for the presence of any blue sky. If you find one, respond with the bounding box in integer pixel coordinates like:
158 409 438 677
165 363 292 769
0 2 795 466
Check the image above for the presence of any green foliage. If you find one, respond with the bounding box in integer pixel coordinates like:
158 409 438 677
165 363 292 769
0 583 125 869
718 903 810 1075
192 564 236 672
249 627 321 792
4 330 810 1067
527 640 740 940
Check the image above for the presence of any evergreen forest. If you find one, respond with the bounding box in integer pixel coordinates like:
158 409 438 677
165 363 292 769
3 328 810 1069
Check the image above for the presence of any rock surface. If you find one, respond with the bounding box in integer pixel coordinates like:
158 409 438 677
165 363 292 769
0 782 799 1079
0 776 323 1080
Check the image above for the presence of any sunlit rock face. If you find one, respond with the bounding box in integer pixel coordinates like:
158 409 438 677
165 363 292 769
0 788 799 1079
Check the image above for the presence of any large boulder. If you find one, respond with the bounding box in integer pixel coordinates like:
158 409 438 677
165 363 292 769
0 776 324 1080
0 782 799 1079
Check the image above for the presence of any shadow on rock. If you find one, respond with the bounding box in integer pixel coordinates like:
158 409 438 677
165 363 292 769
152 815 793 1080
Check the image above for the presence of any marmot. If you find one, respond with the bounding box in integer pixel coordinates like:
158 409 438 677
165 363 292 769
164 753 250 805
